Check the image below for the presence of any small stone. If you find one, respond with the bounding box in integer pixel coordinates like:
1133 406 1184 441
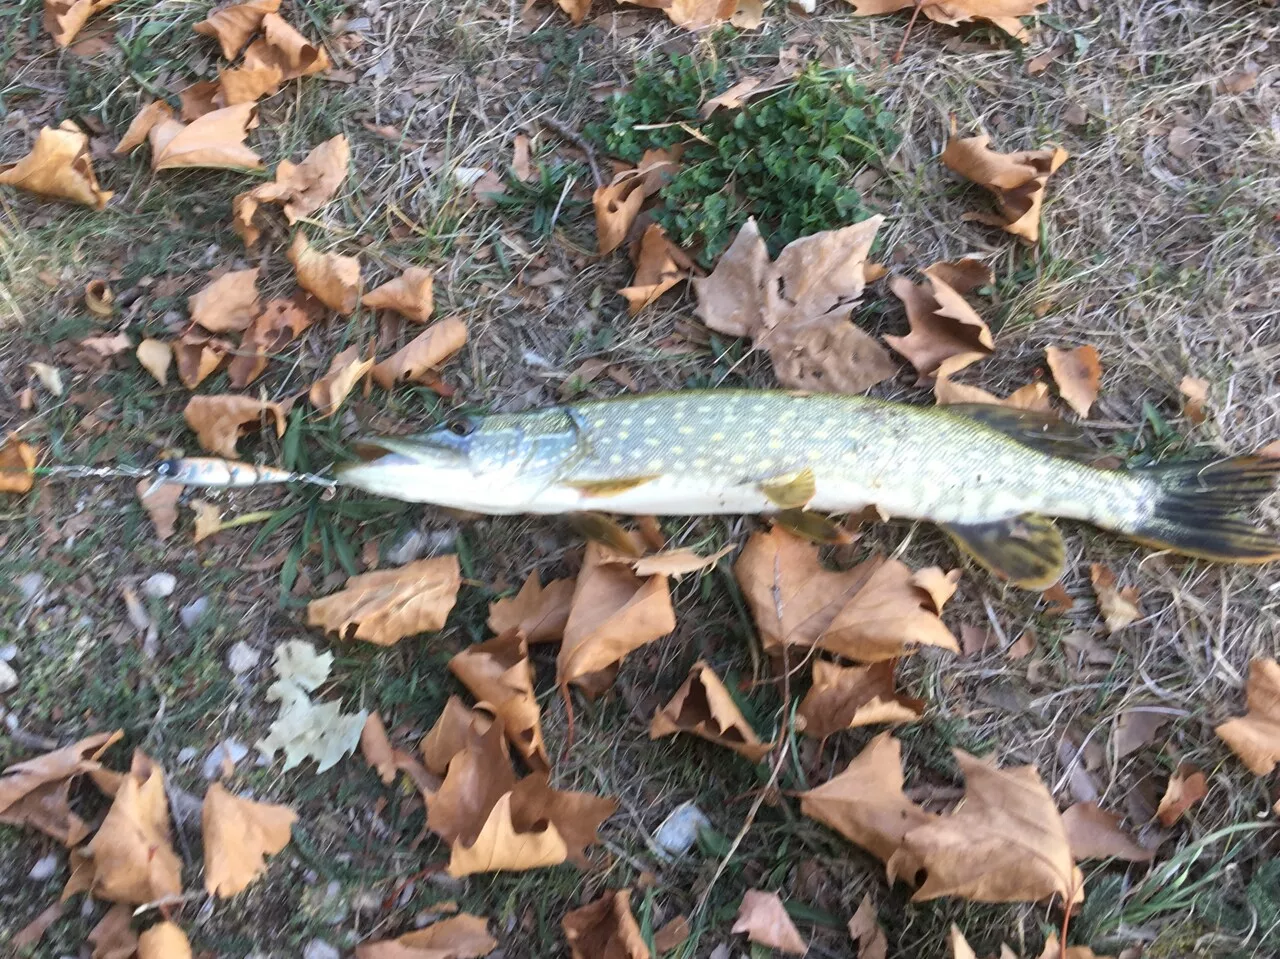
142 573 177 598
1063 102 1088 126
302 940 339 959
203 739 248 780
0 661 17 694
227 641 261 675
28 853 58 881
0 644 18 662
18 572 46 604
653 801 711 857
180 596 210 628
176 746 199 765
386 528 428 566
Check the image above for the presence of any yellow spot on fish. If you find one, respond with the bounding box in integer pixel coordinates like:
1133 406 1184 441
693 458 708 468
672 446 684 454
678 426 693 436
610 454 623 464
768 439 782 450
731 454 746 465
644 417 656 426
594 419 606 428
711 433 724 442
646 458 664 470
618 431 629 440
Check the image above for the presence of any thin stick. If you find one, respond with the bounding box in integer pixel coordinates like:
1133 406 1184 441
893 0 928 64
541 115 605 189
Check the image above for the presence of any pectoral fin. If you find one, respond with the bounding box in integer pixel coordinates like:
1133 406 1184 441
565 475 660 497
759 467 817 509
941 514 1065 589
567 512 645 557
774 509 857 545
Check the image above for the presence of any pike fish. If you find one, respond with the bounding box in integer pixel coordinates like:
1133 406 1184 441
336 390 1280 587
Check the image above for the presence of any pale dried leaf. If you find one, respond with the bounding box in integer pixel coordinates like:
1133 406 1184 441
0 730 121 845
288 232 361 314
44 0 123 47
310 346 373 418
0 122 112 209
183 394 286 458
136 339 173 386
818 557 961 661
731 889 807 955
193 0 281 59
189 267 261 333
1215 658 1280 776
191 499 224 544
1179 375 1209 424
364 267 435 322
450 630 549 771
487 573 575 644
136 479 180 540
1046 345 1102 417
446 790 568 877
1061 802 1154 861
848 0 1046 39
138 922 193 959
1111 709 1169 760
650 661 772 762
632 544 733 579
562 889 650 959
941 135 1068 243
173 332 232 389
798 659 923 740
356 914 498 959
371 317 469 389
1156 763 1208 825
884 260 995 379
242 13 331 81
256 640 367 772
360 712 397 785
308 555 461 646
846 894 888 959
202 781 296 896
1089 564 1140 632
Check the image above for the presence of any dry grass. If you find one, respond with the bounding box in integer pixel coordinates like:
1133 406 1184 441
1 0 1278 956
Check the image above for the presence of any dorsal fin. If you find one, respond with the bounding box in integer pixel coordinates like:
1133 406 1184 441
944 404 1098 463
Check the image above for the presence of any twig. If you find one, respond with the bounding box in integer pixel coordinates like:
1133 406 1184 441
541 116 605 189
893 0 929 64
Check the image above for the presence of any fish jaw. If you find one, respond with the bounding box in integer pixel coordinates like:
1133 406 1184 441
336 453 544 513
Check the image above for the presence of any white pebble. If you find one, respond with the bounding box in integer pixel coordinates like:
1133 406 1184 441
203 739 249 780
176 747 199 765
28 853 58 881
18 573 45 604
180 597 210 628
386 529 428 566
303 941 339 959
653 801 711 858
227 641 261 675
0 661 17 694
0 644 17 662
142 573 177 599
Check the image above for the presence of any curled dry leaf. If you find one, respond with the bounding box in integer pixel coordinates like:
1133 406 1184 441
189 267 261 333
255 639 367 772
218 62 285 106
371 317 469 389
232 134 349 247
44 0 123 47
884 259 995 380
1179 375 1209 424
242 13 331 82
618 224 694 315
356 914 498 959
1089 563 1140 632
847 0 1046 40
798 659 923 740
420 696 495 775
487 573 575 643
308 555 461 646
136 339 173 386
847 894 888 959
360 712 397 785
115 101 262 171
1215 658 1280 776
694 216 898 394
941 135 1068 243
138 922 193 959
731 889 808 955
0 730 121 846
288 232 361 314
310 346 373 418
88 904 138 959
191 499 223 543
202 781 296 897
426 714 516 846
1156 763 1208 826
363 267 435 322
650 660 772 762
136 478 181 540
593 149 679 255
1111 709 1169 760
1061 802 1154 861
194 0 281 60
180 80 222 121
632 544 734 579
562 889 650 959
620 0 761 31
558 541 677 697
934 371 1051 412
183 394 286 458
174 331 233 389
0 434 38 494
1046 345 1102 418
13 902 64 951
450 630 549 771
228 294 316 387
798 732 935 874
85 278 114 316
0 122 112 209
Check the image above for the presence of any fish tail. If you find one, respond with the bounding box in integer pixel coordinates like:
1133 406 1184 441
1128 455 1280 562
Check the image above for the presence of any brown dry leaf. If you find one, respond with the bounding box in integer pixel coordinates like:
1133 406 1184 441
73 752 182 904
818 557 961 662
191 499 224 543
232 134 349 247
506 772 617 867
621 0 757 31
1046 345 1102 417
310 346 373 419
654 916 690 953
308 555 462 646
136 339 173 386
1215 658 1280 776
1005 630 1035 659
426 713 516 847
487 573 575 644
1089 564 1140 632
361 712 397 784
619 224 695 315
0 434 38 494
179 80 221 121
87 903 138 959
934 373 1052 412
446 789 568 877
13 901 63 951
202 781 296 897
183 394 285 458
593 149 679 255
798 659 923 740
0 730 120 845
116 101 262 171
288 232 361 314
364 267 435 322
44 0 123 47
632 544 734 579
558 541 677 697
228 295 316 387
894 751 1081 904
0 122 112 209
173 331 232 389
356 914 498 959
731 889 808 955
650 660 772 762
138 922 193 959
701 76 765 117
562 889 650 959
847 893 888 959
555 0 592 25
884 259 995 379
1112 709 1169 760
194 0 281 60
1221 66 1258 94
371 317 469 390
218 62 285 106
1179 375 1209 424
512 133 534 183
848 0 1046 39
1156 763 1208 826
79 332 133 362
450 630 549 771
84 278 114 316
242 13 331 81
420 697 495 775
694 216 898 394
136 479 180 540
189 267 261 333
941 135 1068 243
1062 802 1154 861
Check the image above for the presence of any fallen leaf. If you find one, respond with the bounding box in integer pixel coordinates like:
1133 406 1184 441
44 0 123 47
1062 802 1154 861
0 121 112 209
621 0 758 31
308 555 462 646
959 624 998 657
201 781 295 896
241 13 331 82
654 916 690 953
179 80 222 121
310 346 373 418
1111 709 1169 760
115 101 262 171
593 149 679 255
426 714 517 848
190 499 224 543
87 903 138 959
217 62 285 106
256 639 368 772
1025 43 1065 75
506 772 617 867
356 914 498 959
558 540 677 697
30 361 64 396
420 697 495 775
701 76 764 117
1089 564 1140 632
231 134 349 247
884 259 994 379
13 901 63 951
694 217 899 394
935 370 1051 411
194 0 281 60
0 434 38 494
512 133 534 182
562 889 650 959
941 135 1068 242
798 659 923 740
288 232 361 314
619 224 694 315
731 889 807 955
228 294 316 387
360 712 398 785
371 317 469 389
1046 345 1102 417
450 630 549 771
650 660 772 762
893 750 1081 904
1005 630 1035 659
632 544 734 579
1156 763 1208 826
136 339 173 386
189 267 261 333
173 331 232 389
364 267 435 322
446 788 568 877
847 0 1047 40
136 479 180 540
183 394 286 458
846 893 888 959
1167 126 1195 160
1221 66 1258 94
78 332 133 362
0 730 121 845
1215 659 1280 776
487 573 575 643
85 278 114 316
138 922 193 959
1179 375 1209 424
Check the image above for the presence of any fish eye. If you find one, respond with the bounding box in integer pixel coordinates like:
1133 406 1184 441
446 417 474 437
154 460 177 477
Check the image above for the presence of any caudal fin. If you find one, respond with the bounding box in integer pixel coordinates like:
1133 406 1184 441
1130 456 1280 563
